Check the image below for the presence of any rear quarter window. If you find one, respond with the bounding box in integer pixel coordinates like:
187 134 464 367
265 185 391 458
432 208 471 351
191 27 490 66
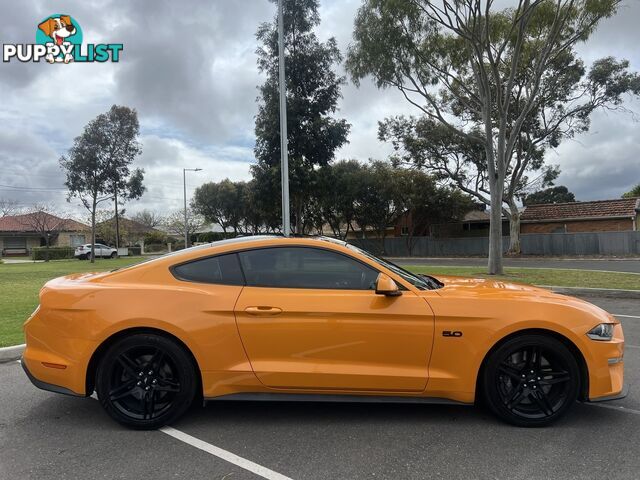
171 253 244 285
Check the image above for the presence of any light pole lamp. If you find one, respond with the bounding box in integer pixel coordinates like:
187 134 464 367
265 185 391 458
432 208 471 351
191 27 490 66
183 168 202 249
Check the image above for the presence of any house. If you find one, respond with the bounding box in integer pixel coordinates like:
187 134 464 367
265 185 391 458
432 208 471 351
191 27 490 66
0 213 88 256
430 208 509 238
96 217 162 247
520 198 640 234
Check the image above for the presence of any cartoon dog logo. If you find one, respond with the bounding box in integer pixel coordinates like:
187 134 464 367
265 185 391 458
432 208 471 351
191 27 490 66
37 15 77 63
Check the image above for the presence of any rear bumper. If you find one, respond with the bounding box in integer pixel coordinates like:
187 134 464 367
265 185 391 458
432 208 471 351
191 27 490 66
21 356 86 397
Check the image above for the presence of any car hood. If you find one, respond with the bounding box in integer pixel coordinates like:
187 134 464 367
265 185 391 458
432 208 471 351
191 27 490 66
425 275 615 321
430 275 554 296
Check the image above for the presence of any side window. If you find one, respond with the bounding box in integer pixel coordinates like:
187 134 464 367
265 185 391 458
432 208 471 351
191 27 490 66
238 247 379 290
172 253 244 285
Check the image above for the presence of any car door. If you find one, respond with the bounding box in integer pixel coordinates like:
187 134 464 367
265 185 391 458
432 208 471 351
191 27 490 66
234 246 435 392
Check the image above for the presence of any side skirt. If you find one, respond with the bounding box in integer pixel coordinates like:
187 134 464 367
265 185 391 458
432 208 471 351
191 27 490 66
205 392 473 406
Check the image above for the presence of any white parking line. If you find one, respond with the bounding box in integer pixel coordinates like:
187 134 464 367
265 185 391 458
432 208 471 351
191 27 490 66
84 389 293 480
160 426 294 480
587 403 640 416
614 314 640 319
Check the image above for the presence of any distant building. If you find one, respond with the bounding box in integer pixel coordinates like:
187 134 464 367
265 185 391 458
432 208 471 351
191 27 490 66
0 213 88 256
521 198 640 234
96 217 163 246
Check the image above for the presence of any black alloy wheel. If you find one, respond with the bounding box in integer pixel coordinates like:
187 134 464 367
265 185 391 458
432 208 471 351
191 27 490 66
482 334 580 427
96 334 196 429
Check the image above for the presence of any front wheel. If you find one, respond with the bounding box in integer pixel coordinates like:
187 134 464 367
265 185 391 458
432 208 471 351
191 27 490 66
110 252 117 258
96 333 197 429
482 334 580 427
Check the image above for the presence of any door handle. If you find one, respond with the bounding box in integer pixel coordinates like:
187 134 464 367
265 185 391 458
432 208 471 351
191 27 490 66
244 306 283 316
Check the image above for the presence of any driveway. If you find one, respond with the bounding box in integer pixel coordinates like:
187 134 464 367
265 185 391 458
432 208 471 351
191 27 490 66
392 257 640 274
1 295 639 480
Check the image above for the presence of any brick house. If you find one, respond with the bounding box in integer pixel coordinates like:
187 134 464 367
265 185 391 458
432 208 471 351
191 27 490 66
0 213 88 256
521 198 640 234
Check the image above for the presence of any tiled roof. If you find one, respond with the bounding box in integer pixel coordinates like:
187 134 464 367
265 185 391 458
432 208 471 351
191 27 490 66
522 198 640 222
0 213 88 233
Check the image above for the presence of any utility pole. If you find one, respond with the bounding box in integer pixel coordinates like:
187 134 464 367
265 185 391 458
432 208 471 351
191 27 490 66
278 0 291 236
183 168 202 248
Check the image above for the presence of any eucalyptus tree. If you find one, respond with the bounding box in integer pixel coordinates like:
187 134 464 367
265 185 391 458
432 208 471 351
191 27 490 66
347 0 637 272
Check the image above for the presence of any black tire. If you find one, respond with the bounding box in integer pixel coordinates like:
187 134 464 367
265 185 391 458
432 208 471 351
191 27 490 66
110 252 117 258
96 333 197 429
482 334 580 427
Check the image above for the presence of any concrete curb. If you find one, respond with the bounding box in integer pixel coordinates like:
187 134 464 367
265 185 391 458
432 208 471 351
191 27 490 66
0 344 25 363
541 285 640 299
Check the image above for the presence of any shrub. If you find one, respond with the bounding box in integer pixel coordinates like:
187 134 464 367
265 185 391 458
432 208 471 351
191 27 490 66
196 232 236 243
128 246 142 256
144 231 167 245
32 246 75 261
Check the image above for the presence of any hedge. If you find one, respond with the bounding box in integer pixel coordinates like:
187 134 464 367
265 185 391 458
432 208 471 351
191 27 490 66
31 246 75 260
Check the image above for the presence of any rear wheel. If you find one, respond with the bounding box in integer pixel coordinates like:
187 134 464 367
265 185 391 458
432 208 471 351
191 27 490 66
482 334 580 427
96 333 196 429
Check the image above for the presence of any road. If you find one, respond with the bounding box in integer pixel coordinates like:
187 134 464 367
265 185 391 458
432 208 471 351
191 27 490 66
1 295 639 480
391 257 640 273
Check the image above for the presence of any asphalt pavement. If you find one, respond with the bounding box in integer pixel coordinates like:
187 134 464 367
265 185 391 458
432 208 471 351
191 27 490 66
1 295 639 480
392 257 640 273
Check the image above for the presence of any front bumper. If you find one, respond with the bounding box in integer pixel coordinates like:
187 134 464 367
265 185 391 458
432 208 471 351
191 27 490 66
587 383 629 403
21 356 86 397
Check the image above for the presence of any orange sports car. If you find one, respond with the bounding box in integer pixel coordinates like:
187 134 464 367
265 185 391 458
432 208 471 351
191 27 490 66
22 236 625 429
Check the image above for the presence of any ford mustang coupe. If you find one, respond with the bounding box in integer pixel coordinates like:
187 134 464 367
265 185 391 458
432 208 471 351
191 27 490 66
22 236 625 429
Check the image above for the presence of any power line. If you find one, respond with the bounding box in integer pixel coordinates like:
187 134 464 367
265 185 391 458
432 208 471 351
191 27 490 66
0 183 67 191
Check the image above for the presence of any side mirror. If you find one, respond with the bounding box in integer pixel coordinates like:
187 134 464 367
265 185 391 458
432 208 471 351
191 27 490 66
375 273 402 297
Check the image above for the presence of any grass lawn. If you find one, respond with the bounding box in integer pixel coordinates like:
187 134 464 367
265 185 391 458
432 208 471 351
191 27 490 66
0 258 638 347
0 257 146 348
404 265 640 290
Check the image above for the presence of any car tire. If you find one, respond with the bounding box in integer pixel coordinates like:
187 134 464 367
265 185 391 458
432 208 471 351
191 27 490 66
110 252 117 258
96 333 197 430
482 334 580 427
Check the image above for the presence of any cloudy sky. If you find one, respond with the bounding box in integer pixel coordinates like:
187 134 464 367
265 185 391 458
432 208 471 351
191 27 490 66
1 0 639 222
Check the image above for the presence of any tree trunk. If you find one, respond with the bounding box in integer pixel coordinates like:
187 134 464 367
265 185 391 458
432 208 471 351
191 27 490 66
507 202 521 255
114 186 120 255
487 182 504 275
90 199 96 264
295 200 303 235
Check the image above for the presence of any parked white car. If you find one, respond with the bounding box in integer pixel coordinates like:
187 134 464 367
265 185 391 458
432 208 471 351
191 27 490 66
74 243 118 260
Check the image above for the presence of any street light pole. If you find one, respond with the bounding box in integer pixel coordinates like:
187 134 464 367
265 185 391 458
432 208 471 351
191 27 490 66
278 0 291 236
183 168 202 249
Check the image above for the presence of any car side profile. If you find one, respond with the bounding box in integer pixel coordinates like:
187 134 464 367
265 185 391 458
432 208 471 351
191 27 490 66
22 236 625 429
74 243 117 260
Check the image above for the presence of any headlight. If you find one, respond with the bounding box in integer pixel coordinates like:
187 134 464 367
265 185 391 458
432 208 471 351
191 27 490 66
587 323 614 341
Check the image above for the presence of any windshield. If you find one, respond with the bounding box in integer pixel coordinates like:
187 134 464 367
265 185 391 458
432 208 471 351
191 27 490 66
346 244 442 290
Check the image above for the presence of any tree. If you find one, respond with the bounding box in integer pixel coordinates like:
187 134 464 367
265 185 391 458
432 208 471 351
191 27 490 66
524 186 576 205
132 209 164 228
97 105 145 251
192 179 246 234
0 198 20 217
315 160 363 239
60 105 144 263
622 184 640 199
347 0 635 273
20 204 64 262
394 169 473 255
351 162 407 253
94 209 130 246
163 209 205 246
253 0 350 234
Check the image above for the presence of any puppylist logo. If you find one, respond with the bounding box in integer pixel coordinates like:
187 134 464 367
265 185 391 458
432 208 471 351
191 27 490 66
3 14 122 63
